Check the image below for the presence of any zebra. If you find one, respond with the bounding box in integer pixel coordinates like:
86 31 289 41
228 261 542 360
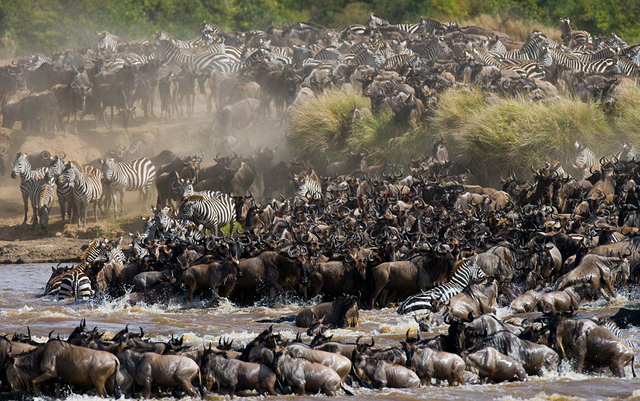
397 257 486 315
541 47 618 75
575 46 619 63
11 153 48 225
61 162 103 227
97 31 122 53
560 18 592 47
600 319 640 349
181 179 221 200
295 174 323 200
100 157 156 218
491 31 553 60
366 13 390 29
618 56 640 77
154 30 204 49
58 269 94 301
48 155 75 223
178 194 236 234
418 38 453 61
29 173 56 229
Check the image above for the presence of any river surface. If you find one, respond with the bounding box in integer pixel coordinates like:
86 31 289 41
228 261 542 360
1 263 640 401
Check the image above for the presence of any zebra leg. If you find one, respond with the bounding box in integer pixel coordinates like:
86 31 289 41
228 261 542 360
119 188 126 215
22 193 29 224
111 190 118 219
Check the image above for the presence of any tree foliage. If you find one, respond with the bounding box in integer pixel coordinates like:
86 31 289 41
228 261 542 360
1 0 639 55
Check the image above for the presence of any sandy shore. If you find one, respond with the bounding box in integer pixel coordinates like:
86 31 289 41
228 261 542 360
0 237 88 264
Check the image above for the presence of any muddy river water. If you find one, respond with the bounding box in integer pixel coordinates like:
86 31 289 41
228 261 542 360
2 263 640 400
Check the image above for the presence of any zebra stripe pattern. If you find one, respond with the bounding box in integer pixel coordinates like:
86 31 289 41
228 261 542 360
11 153 48 225
178 194 236 233
397 257 486 314
297 176 323 200
48 156 75 223
61 162 103 227
601 320 640 348
541 47 617 75
561 19 592 46
58 270 94 301
101 157 156 217
97 31 122 53
30 173 56 228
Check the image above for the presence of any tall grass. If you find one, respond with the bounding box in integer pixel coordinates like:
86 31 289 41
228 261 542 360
461 13 562 42
287 85 636 184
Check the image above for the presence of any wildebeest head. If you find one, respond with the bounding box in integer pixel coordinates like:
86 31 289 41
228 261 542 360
70 70 92 111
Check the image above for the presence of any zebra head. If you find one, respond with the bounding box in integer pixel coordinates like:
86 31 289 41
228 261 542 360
573 143 593 170
48 155 66 177
61 162 79 187
101 158 118 182
178 199 196 220
11 152 29 179
181 179 195 199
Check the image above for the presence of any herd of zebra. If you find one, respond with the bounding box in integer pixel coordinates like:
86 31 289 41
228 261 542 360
1 13 639 136
11 153 156 228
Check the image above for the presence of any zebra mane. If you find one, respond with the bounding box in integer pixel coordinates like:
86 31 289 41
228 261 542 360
184 194 206 201
81 239 101 262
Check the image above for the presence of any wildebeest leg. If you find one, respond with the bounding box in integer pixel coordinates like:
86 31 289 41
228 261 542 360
610 361 626 378
178 378 199 397
598 286 611 301
605 278 617 299
109 105 115 132
575 350 586 373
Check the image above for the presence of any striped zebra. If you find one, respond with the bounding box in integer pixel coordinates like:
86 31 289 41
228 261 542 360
100 157 156 218
178 194 236 234
62 162 103 227
397 257 486 315
181 179 221 200
58 269 94 301
491 31 553 60
154 30 204 49
618 56 640 77
541 47 618 75
97 31 123 53
48 155 76 223
366 13 390 29
573 142 598 178
295 173 323 200
418 38 453 61
561 18 592 47
600 319 640 348
575 46 619 63
11 153 48 225
29 173 56 229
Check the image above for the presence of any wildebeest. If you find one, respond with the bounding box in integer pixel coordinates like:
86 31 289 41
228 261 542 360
463 347 527 383
352 351 420 389
180 260 238 302
548 314 636 377
295 296 359 328
117 347 201 398
556 254 630 301
465 330 559 375
401 335 465 386
200 346 276 396
286 343 352 380
4 339 121 397
273 348 343 396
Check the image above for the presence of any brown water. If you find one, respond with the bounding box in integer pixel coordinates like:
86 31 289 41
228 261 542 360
1 263 639 401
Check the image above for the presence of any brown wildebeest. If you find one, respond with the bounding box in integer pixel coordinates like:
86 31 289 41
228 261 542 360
295 296 359 328
535 287 580 313
510 290 540 313
286 343 352 380
556 254 630 301
200 346 276 396
274 348 343 396
181 260 238 302
548 314 636 377
464 331 559 376
117 347 201 398
352 351 420 389
463 347 527 383
5 339 120 397
401 334 465 386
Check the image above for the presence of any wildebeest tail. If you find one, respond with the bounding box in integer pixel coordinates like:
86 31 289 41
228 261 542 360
197 369 204 399
632 354 636 378
113 358 122 399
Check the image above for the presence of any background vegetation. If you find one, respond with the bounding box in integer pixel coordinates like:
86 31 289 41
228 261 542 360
1 0 640 56
287 85 640 184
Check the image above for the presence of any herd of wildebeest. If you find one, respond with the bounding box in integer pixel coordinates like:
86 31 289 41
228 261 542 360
2 12 640 400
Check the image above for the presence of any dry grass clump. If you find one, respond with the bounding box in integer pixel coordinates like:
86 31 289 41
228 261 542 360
611 82 640 146
287 87 370 163
435 90 613 179
462 14 562 42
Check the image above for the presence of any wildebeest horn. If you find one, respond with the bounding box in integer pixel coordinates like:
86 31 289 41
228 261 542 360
41 150 51 160
369 337 375 347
